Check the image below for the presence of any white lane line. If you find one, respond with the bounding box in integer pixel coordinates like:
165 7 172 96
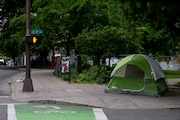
93 108 108 120
8 104 17 120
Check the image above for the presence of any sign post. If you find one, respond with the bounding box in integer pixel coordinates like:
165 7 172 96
23 0 33 92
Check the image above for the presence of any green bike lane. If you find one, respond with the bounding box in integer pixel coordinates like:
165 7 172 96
8 104 108 120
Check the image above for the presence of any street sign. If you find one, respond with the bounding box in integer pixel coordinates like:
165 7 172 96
31 29 43 34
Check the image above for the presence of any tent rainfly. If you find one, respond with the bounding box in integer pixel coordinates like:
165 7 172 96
105 54 168 97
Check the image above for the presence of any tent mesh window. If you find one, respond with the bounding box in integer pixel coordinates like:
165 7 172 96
125 64 144 79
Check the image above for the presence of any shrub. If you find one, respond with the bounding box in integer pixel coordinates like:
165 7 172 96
78 65 111 84
81 55 91 70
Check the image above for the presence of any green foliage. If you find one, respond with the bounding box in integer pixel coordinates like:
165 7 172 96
119 0 180 56
0 0 25 57
78 65 111 84
75 25 142 65
1 0 180 63
8 14 26 56
81 55 91 70
56 64 110 84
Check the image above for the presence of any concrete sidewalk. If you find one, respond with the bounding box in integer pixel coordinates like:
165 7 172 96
11 69 180 109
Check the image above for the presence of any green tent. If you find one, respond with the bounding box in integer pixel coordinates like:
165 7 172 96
105 54 168 97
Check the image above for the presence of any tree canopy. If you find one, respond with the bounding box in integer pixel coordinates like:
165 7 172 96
0 0 180 65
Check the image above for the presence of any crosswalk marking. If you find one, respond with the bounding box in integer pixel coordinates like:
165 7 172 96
93 108 108 120
8 104 17 120
0 96 9 98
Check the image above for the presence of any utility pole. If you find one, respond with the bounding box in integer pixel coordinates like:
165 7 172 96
23 0 33 92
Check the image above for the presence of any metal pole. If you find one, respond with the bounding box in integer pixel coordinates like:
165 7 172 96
68 65 71 84
23 0 34 92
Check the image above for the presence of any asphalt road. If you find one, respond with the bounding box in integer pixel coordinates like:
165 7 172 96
0 105 7 120
103 108 180 120
0 66 24 95
0 66 24 120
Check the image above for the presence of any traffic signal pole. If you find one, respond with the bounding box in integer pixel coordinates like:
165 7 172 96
23 0 34 92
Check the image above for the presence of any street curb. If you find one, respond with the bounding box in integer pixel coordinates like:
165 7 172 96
23 100 180 109
28 100 101 108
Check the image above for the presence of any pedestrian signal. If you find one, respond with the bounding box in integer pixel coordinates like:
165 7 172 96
31 35 41 44
32 36 37 43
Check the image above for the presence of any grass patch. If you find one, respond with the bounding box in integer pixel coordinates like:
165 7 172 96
163 70 180 78
163 70 180 87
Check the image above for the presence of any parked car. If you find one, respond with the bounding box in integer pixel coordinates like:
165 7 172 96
0 57 5 65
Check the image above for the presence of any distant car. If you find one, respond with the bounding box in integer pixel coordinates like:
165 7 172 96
0 57 5 65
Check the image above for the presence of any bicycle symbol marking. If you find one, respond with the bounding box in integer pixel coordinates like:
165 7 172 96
32 105 76 114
